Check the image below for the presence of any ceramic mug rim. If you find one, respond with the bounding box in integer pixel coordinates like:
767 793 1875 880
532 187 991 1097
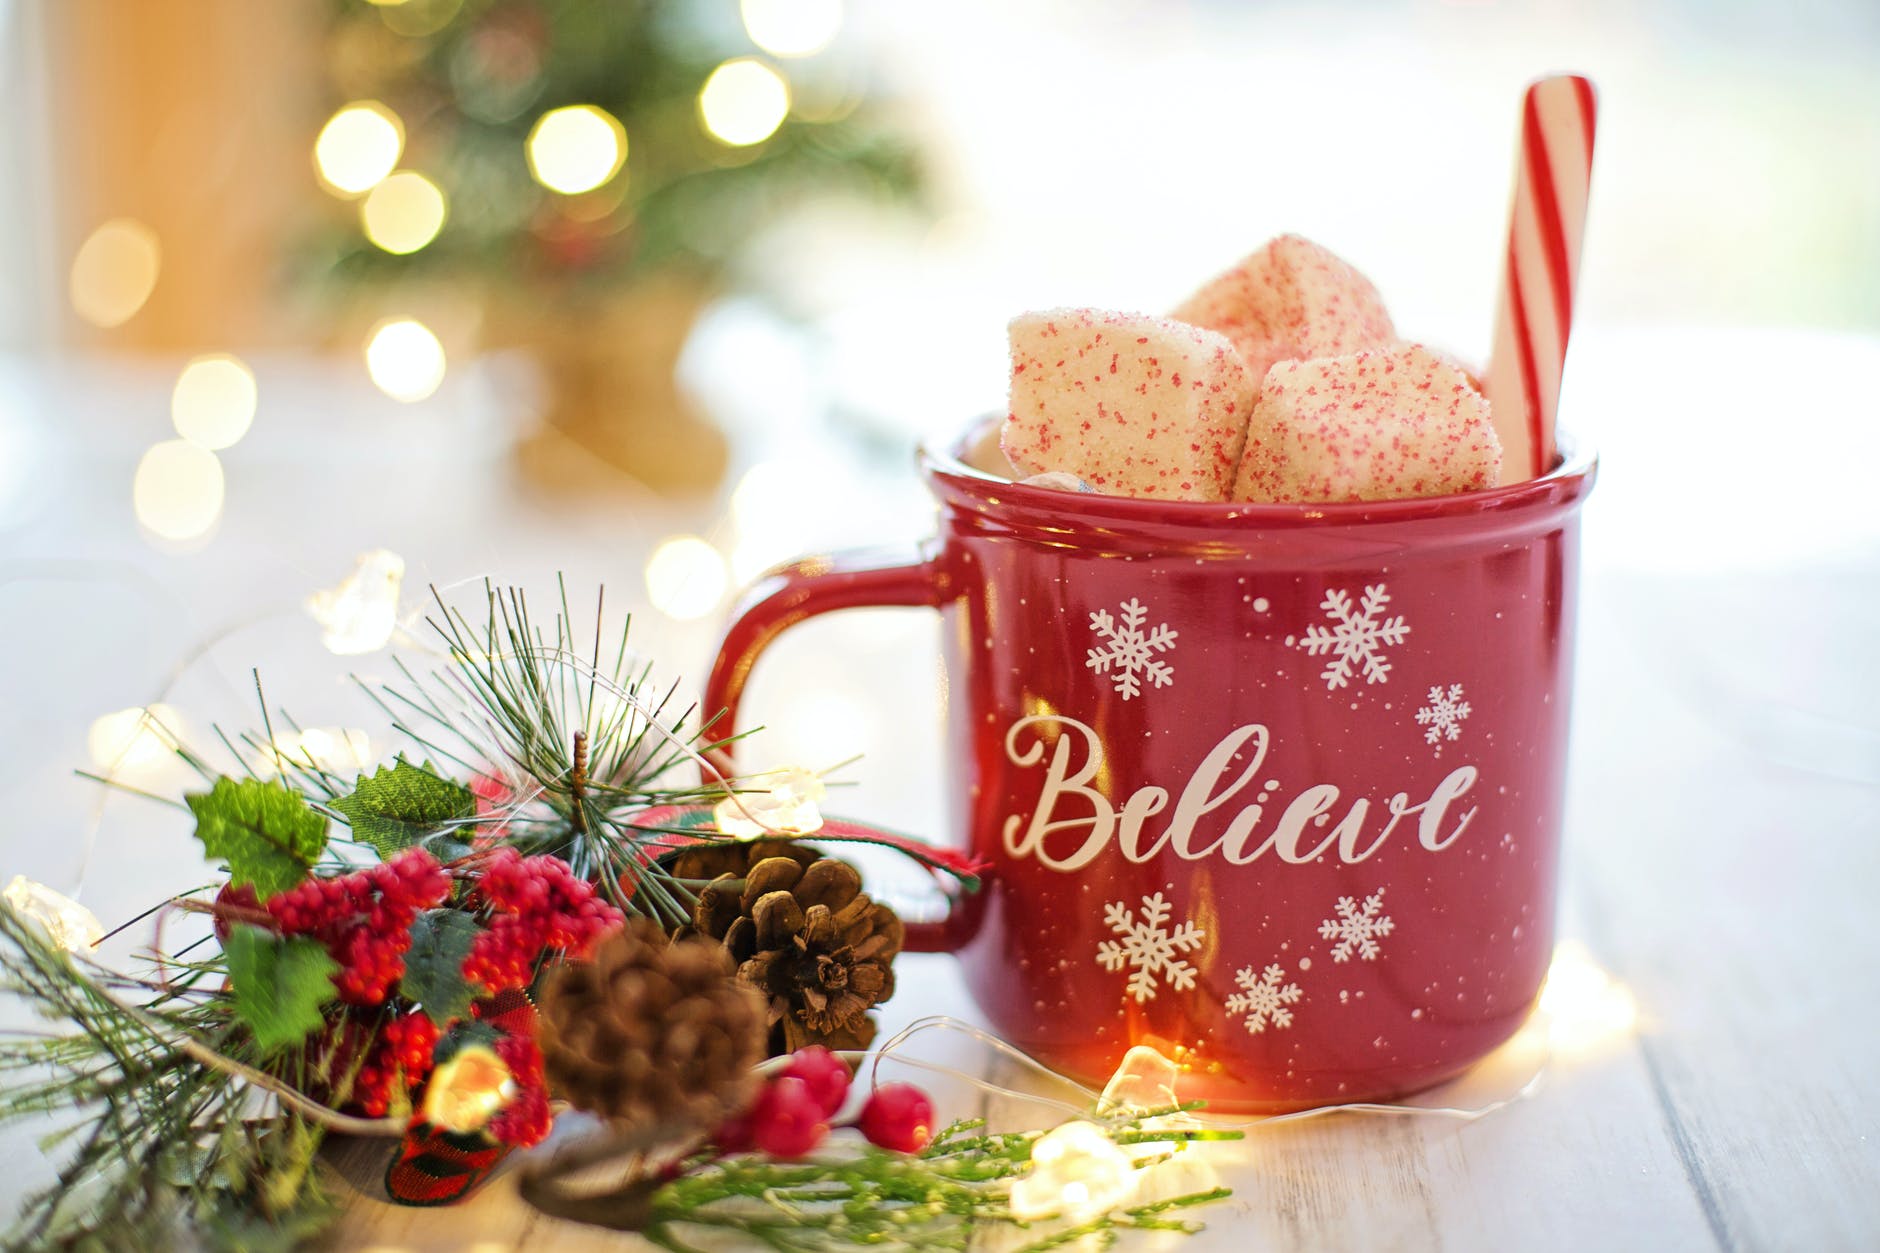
920 415 1597 533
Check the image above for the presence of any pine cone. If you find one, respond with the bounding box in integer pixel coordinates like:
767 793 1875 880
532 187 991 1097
682 844 904 1055
537 917 766 1133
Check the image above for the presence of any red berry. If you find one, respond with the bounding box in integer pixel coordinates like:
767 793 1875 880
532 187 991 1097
461 851 623 994
211 883 261 943
750 1077 828 1159
779 1046 851 1119
858 1083 934 1153
489 1032 552 1147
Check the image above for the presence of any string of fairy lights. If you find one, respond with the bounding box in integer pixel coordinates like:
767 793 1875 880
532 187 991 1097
67 0 849 549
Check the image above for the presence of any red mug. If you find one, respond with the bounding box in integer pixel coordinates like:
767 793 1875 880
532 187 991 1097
706 419 1597 1112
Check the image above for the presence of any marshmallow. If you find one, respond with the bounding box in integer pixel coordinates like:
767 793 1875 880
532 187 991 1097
1002 309 1253 502
1020 471 1095 492
1234 345 1503 503
1173 235 1396 387
962 419 1020 479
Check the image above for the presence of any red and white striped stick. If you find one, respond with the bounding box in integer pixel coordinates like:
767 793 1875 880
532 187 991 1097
1486 75 1598 483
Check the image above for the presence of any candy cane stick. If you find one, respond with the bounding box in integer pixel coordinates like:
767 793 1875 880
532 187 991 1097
1486 75 1598 482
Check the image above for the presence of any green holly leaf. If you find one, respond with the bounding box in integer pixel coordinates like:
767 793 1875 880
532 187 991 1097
224 926 337 1055
400 909 480 1027
329 757 475 861
435 1019 504 1067
187 777 329 900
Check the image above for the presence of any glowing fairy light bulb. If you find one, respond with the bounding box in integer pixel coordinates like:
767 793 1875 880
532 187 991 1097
314 101 404 196
712 767 827 839
307 549 405 655
364 318 447 402
526 105 628 195
132 440 224 542
360 170 447 254
698 58 791 147
1099 1044 1183 1115
740 0 843 58
69 218 160 329
2 878 105 953
423 1045 515 1134
643 535 728 621
1010 1121 1136 1222
87 704 184 775
171 354 257 450
1539 941 1639 1056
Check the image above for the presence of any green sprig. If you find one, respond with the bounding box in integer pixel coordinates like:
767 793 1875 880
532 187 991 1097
349 579 764 925
0 904 335 1249
525 1108 1243 1252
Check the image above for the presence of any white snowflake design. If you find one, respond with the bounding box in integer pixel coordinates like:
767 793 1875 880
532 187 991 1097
1096 892 1205 1003
1085 597 1177 701
1290 583 1409 690
1318 888 1395 962
1225 963 1303 1034
1415 683 1472 748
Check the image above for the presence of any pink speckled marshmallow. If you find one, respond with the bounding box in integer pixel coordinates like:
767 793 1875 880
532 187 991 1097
1173 235 1397 388
1233 344 1504 503
1001 309 1254 502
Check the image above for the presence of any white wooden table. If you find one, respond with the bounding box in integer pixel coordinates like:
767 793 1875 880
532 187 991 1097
2 328 1877 1250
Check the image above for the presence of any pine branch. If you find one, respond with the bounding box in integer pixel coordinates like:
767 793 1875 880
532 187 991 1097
0 905 345 1247
341 580 767 919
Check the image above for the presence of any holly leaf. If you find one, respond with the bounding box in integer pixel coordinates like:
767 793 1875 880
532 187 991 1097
400 909 480 1027
329 757 475 861
187 777 329 900
435 1019 504 1066
224 926 337 1055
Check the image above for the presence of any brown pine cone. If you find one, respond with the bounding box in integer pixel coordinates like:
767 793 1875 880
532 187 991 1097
537 917 766 1134
682 845 904 1055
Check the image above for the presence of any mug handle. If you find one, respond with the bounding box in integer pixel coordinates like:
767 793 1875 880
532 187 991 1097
702 545 975 954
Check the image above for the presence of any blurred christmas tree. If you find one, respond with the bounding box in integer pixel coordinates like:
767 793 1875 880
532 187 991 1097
305 0 925 491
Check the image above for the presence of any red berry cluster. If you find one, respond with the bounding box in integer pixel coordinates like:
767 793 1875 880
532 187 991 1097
460 849 623 993
265 849 451 1004
489 1031 551 1147
713 1047 935 1159
308 1010 440 1118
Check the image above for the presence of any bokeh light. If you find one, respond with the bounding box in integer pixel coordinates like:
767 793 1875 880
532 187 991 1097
729 462 815 582
364 318 448 402
314 101 405 196
378 0 462 37
740 0 843 58
132 440 224 542
68 219 161 329
526 105 628 195
261 727 375 776
699 58 791 147
170 355 257 450
361 170 447 254
87 704 184 775
644 535 729 620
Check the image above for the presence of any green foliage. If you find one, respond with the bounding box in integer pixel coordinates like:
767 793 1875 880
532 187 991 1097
224 927 338 1055
359 579 755 927
0 904 333 1248
400 909 481 1027
525 1108 1241 1251
188 777 329 899
330 756 476 861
